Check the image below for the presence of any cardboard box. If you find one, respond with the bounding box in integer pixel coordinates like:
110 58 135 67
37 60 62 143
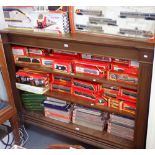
111 63 139 76
14 55 41 65
107 70 138 85
73 79 101 93
12 46 28 56
73 59 110 78
52 74 72 86
82 53 112 62
118 88 137 103
122 101 136 115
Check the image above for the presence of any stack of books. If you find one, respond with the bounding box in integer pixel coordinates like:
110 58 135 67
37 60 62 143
72 105 108 131
107 114 135 141
43 97 72 123
21 92 45 112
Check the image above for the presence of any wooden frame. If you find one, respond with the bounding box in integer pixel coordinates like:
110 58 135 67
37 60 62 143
0 40 20 145
0 29 154 148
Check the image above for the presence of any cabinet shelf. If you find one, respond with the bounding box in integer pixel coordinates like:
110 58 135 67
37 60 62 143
45 90 135 118
23 110 134 149
16 63 138 90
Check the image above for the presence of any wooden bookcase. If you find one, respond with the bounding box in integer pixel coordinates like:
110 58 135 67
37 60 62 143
0 40 20 145
0 29 154 149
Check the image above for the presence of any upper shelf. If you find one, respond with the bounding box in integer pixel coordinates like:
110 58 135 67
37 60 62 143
0 29 154 50
0 29 154 63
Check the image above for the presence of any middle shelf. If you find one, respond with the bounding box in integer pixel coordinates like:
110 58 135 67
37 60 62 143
16 63 138 91
45 90 135 118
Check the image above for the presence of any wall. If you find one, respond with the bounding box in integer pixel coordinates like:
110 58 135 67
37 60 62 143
146 49 155 149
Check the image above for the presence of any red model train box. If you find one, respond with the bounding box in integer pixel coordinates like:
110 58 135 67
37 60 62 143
12 46 28 56
102 87 119 99
122 101 136 115
52 74 72 86
112 58 130 65
41 57 55 67
14 55 41 65
108 98 123 110
53 59 72 73
118 88 137 103
111 63 139 76
16 70 49 87
82 53 112 62
107 70 138 85
73 79 101 93
53 50 82 59
28 47 47 56
73 59 110 78
51 82 72 94
73 87 97 102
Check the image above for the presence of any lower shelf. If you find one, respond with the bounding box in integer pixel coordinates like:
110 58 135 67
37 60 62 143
23 110 134 149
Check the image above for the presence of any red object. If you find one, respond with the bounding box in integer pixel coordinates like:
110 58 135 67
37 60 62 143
41 57 55 67
51 82 72 94
112 58 130 66
73 79 101 93
28 47 46 56
53 50 82 59
108 98 123 110
72 87 97 102
73 59 110 78
53 59 72 73
118 88 137 103
111 63 138 76
52 74 72 86
12 46 28 56
107 70 138 85
122 101 136 115
102 87 119 99
16 70 49 87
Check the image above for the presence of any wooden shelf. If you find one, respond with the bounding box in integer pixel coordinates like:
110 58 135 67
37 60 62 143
0 105 16 124
23 110 134 149
16 63 138 90
45 90 135 118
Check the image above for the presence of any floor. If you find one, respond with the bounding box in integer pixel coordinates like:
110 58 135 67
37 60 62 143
24 125 97 149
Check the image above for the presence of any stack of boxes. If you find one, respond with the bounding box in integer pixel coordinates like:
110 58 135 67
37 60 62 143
72 105 108 131
107 113 135 141
21 92 45 112
43 97 72 123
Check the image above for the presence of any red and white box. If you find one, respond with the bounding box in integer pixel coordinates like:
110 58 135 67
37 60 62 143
82 53 112 62
108 98 123 110
41 57 55 67
111 63 139 76
51 82 72 94
14 55 41 65
12 46 28 56
73 79 101 93
53 50 82 59
118 88 137 103
107 70 138 85
53 59 72 73
122 101 136 115
28 47 47 56
52 74 72 86
73 60 110 78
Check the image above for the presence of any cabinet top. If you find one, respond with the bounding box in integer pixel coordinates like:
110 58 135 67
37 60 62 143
0 29 154 50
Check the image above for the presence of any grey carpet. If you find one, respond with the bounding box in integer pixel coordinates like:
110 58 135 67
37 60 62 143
24 125 96 149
